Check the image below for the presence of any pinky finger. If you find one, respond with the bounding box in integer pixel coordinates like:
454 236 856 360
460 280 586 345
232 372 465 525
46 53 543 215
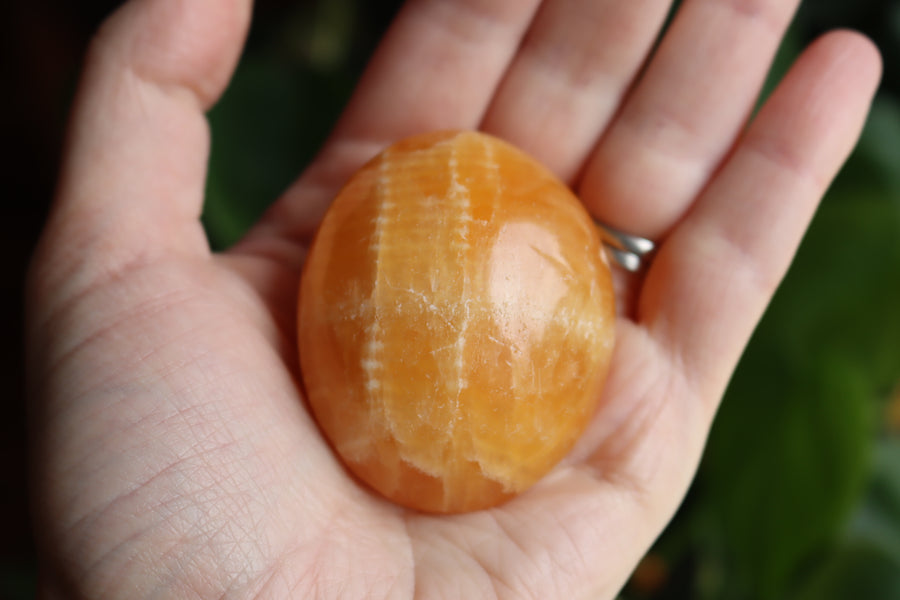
641 30 882 411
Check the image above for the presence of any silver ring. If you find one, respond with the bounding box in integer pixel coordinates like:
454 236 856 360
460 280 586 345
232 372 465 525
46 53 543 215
595 222 656 273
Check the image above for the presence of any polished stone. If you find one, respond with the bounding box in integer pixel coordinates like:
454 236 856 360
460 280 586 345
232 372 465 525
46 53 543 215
299 131 615 513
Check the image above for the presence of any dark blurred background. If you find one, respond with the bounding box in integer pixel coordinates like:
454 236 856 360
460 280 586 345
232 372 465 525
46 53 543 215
3 1 899 598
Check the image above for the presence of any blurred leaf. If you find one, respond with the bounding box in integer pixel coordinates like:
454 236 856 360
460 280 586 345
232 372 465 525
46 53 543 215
769 193 900 390
794 436 900 598
697 181 900 597
203 55 354 249
847 437 900 562
285 0 359 70
793 540 900 600
702 355 875 599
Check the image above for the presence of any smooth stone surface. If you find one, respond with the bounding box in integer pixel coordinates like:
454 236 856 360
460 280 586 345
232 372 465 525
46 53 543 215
298 130 615 513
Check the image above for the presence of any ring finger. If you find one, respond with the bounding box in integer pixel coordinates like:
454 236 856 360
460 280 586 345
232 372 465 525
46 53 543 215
579 0 801 240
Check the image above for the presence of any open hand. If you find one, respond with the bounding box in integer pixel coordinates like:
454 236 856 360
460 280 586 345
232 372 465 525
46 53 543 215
27 0 880 598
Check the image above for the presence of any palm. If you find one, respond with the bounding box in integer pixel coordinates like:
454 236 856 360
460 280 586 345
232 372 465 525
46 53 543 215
27 1 879 598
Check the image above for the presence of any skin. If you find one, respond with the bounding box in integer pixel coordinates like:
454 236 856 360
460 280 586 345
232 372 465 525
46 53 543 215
26 0 881 598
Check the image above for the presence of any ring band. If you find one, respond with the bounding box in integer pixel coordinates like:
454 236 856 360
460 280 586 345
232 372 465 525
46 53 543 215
595 223 656 273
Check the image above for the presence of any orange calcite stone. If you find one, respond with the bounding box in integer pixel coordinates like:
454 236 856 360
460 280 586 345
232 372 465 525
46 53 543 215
298 130 615 513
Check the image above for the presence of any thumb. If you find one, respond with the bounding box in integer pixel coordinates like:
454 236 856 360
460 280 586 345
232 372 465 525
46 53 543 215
32 0 251 302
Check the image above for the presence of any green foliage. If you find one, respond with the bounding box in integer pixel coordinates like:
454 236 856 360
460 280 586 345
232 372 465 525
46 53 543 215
793 540 900 600
204 56 354 248
703 360 875 598
203 0 367 249
847 438 900 565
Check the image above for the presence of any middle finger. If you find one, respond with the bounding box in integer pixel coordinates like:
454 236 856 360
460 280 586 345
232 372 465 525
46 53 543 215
480 0 675 181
